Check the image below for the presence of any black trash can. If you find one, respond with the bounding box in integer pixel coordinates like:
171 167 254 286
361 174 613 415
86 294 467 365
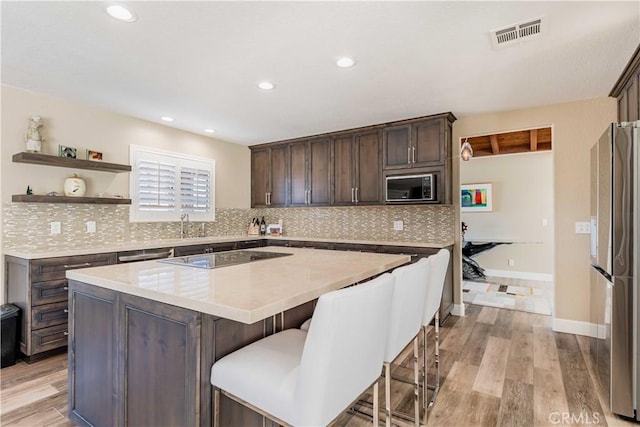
1 304 20 368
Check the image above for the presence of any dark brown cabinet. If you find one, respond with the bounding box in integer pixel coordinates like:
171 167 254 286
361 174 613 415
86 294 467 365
383 116 448 170
68 279 316 427
68 282 200 427
251 112 455 208
251 145 288 207
5 252 117 360
611 44 640 123
289 137 331 206
333 130 382 205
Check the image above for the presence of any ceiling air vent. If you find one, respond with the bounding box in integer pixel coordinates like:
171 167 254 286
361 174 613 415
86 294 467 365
490 17 543 49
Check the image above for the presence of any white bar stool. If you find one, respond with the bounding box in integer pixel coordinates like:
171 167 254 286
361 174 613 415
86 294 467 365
211 273 396 427
383 257 431 427
421 249 450 419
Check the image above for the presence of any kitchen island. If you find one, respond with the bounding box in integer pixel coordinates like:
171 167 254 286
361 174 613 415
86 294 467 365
65 246 410 427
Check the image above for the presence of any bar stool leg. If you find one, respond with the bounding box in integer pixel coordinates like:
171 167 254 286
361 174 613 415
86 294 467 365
373 381 380 427
422 324 428 422
385 362 392 427
413 337 420 427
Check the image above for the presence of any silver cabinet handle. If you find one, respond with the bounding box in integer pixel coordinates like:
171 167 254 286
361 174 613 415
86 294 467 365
351 188 355 203
63 286 69 290
63 262 91 269
63 331 69 336
307 190 311 204
355 187 359 203
63 309 69 313
265 192 269 205
412 146 416 163
408 147 411 164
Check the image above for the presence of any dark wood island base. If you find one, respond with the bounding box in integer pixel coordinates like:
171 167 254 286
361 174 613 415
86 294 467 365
67 280 315 427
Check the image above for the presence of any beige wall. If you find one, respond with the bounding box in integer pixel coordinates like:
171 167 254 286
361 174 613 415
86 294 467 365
453 97 617 324
460 151 553 274
1 85 251 208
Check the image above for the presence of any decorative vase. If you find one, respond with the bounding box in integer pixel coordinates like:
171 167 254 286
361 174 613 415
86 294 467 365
64 174 86 197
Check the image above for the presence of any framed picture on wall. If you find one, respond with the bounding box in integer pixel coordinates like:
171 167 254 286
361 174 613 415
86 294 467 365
461 183 493 212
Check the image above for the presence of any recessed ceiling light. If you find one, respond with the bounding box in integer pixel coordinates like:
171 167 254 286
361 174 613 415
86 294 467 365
336 57 356 68
258 81 275 90
161 116 174 122
106 5 137 22
204 129 216 134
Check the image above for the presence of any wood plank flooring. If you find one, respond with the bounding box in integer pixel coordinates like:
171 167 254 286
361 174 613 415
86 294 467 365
1 304 637 426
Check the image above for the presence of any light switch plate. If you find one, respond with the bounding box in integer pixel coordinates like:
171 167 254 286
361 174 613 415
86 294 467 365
86 221 96 233
575 222 590 234
50 221 61 234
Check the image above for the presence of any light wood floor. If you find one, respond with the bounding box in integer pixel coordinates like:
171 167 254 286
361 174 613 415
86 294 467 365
1 305 637 427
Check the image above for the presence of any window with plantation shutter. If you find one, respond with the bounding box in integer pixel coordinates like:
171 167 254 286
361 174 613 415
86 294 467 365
180 167 211 212
130 145 215 222
138 160 176 211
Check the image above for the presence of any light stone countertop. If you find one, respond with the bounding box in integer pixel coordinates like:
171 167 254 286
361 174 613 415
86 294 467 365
4 235 453 259
66 246 411 324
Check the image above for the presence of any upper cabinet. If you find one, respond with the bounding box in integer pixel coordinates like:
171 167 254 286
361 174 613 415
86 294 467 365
289 137 331 206
383 116 449 170
250 112 455 208
333 130 382 205
611 44 640 123
251 145 288 207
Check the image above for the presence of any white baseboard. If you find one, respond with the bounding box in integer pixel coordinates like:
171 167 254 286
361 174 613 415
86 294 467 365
483 269 553 282
552 318 604 338
451 304 465 317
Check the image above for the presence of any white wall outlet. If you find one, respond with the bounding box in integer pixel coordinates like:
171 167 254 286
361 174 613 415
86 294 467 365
508 259 515 267
86 221 96 233
50 221 61 235
575 222 590 234
393 220 404 231
541 218 548 227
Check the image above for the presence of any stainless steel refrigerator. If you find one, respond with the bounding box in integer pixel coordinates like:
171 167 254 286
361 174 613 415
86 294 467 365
590 121 638 421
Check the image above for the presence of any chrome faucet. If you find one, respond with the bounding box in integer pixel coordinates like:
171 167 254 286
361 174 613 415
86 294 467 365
180 213 189 238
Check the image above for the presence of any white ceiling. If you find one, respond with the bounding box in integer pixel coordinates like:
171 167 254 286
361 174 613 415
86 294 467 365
2 1 639 146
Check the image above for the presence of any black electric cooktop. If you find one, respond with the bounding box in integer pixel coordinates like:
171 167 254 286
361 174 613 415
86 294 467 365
158 250 292 269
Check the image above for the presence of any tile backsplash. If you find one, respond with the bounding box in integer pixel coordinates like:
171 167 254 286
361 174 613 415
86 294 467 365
2 203 454 252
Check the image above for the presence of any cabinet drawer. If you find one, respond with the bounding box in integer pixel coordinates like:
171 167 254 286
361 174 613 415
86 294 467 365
31 323 68 354
236 240 264 249
32 301 68 329
32 279 68 306
31 253 117 282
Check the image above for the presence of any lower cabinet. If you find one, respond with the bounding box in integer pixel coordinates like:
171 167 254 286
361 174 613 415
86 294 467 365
68 280 315 427
5 252 117 361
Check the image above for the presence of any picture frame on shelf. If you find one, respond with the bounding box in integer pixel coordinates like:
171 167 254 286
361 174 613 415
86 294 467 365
461 183 493 212
86 149 103 161
58 144 77 159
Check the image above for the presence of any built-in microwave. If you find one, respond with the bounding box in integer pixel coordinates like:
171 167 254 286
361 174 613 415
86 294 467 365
386 173 435 202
